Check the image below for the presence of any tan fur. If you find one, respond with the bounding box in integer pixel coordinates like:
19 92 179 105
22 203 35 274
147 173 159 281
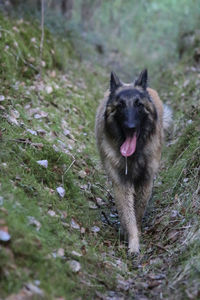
95 86 164 254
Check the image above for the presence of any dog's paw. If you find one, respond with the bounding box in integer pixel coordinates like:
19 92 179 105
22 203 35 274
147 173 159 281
128 238 140 255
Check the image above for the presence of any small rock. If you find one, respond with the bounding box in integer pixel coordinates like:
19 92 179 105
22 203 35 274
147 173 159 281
37 160 48 168
56 187 65 198
68 260 81 273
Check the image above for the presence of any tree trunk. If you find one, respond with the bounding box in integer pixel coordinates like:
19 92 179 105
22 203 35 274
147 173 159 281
61 0 73 19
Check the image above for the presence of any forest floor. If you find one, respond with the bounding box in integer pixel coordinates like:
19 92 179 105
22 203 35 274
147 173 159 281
0 14 200 300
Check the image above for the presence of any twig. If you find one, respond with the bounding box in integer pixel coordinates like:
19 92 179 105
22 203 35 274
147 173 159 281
39 0 45 78
150 242 171 253
93 183 113 199
62 157 76 185
9 138 31 144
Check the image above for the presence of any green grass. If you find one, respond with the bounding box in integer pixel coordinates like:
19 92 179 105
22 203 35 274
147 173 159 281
0 14 122 298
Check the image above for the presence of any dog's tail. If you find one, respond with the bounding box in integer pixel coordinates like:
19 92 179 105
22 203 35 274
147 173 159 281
163 105 173 132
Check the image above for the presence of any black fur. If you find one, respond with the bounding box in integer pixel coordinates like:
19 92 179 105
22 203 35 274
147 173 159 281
105 83 158 187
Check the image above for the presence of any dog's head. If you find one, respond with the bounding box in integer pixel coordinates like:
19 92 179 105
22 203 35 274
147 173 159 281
105 69 157 157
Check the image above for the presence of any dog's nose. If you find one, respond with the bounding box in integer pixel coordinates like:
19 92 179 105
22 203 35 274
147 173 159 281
124 122 136 130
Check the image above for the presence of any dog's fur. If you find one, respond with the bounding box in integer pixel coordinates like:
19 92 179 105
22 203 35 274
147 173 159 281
95 69 171 254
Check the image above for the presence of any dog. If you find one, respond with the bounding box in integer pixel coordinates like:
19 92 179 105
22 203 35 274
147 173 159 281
95 69 172 254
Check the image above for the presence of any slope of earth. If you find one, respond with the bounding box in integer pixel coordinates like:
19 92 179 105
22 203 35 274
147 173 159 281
0 14 129 300
0 13 199 300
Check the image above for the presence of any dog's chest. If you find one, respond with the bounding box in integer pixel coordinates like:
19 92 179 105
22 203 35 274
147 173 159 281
118 152 149 185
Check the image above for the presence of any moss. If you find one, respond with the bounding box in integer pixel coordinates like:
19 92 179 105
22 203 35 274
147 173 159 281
0 14 68 81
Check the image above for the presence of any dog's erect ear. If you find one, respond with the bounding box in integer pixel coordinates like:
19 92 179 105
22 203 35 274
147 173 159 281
110 72 122 93
135 69 148 90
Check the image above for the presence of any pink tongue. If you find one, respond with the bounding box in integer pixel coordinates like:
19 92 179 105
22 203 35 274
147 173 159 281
120 133 137 157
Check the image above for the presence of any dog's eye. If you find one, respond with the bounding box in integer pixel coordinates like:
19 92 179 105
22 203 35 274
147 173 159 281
118 100 126 108
135 100 143 108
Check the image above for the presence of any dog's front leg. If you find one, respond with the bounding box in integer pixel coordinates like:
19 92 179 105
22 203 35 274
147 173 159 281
135 179 154 228
113 184 139 254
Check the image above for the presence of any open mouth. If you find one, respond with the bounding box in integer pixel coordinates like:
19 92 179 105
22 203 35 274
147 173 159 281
120 131 138 157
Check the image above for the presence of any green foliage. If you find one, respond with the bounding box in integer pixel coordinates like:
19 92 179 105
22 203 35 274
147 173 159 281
0 13 67 81
6 1 200 78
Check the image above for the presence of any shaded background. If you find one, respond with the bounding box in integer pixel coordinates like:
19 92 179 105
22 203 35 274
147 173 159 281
2 0 200 83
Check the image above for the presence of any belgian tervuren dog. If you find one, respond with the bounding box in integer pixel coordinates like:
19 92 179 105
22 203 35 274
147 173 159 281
95 69 171 254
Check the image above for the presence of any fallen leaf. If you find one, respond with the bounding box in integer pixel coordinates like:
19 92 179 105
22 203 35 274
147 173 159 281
6 114 19 126
91 226 100 233
57 248 65 257
27 216 41 231
56 186 65 198
37 129 47 136
46 86 53 94
0 196 4 205
31 143 43 149
27 129 37 136
47 210 57 217
37 160 48 168
63 129 70 136
10 109 20 119
96 197 106 206
34 111 48 119
80 227 86 234
72 250 82 257
25 283 44 296
60 211 67 219
170 210 179 218
68 260 81 273
78 170 87 179
117 275 134 291
88 201 98 209
0 226 11 242
70 218 80 230
31 37 36 43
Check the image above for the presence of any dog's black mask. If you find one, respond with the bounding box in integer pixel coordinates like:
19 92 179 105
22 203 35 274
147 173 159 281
106 70 157 157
